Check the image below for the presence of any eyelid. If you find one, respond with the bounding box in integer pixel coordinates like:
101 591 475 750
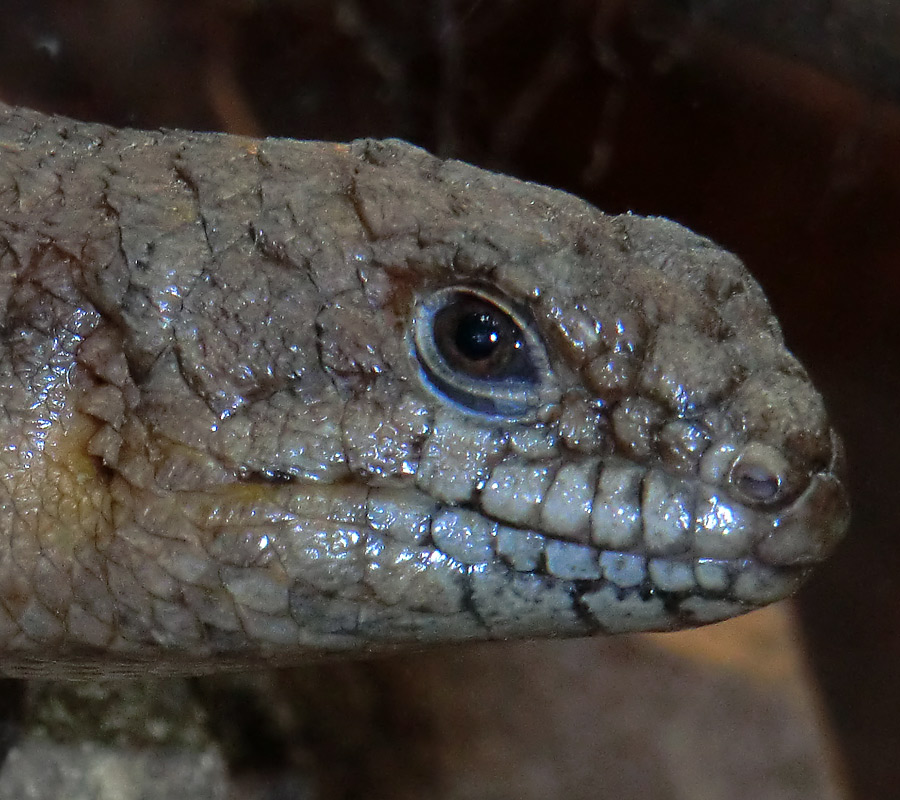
411 286 555 419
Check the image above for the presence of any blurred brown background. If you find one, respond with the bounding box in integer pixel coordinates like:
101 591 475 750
0 1 896 798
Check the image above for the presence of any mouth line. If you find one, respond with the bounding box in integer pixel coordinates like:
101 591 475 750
487 533 807 604
479 541 810 634
390 494 810 618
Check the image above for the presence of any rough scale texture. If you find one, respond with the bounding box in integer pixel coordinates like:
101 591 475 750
0 102 848 677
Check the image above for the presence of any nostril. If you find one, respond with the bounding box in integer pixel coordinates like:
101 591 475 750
729 442 789 506
733 461 780 502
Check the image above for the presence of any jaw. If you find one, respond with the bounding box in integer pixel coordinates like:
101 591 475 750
28 393 842 673
194 425 847 645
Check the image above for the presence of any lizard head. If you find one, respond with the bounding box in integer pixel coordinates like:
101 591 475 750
2 117 848 673
308 139 850 637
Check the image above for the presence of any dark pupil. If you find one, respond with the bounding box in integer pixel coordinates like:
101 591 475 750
455 311 502 361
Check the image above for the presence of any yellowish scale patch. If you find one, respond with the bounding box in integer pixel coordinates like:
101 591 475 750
38 406 114 557
177 481 370 533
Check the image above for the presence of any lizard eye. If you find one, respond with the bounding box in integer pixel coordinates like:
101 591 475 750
432 294 535 381
413 287 550 417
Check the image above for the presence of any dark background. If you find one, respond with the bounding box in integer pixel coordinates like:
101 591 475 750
0 2 897 798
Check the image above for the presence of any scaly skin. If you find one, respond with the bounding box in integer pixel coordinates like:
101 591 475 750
0 103 848 677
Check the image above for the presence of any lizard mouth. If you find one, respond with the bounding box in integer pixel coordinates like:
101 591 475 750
114 418 847 645
361 426 849 634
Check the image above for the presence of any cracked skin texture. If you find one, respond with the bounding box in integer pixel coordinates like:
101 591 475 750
0 102 848 677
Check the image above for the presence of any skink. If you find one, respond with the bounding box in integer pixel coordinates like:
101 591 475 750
0 102 849 677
